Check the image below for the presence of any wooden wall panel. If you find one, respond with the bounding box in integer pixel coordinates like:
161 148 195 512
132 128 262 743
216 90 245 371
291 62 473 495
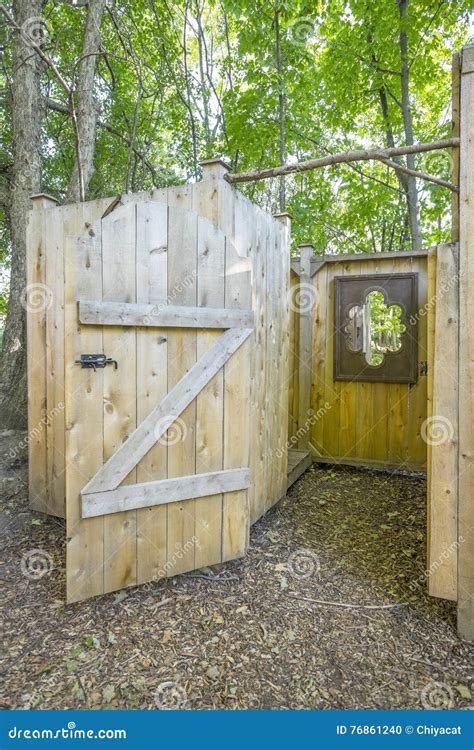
287 254 429 471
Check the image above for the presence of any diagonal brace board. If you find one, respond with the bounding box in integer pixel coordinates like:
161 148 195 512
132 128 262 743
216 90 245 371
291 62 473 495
79 300 254 329
82 468 250 518
82 326 253 495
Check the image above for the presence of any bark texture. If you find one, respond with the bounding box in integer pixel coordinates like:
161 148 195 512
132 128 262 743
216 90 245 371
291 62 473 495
65 0 107 203
0 0 44 429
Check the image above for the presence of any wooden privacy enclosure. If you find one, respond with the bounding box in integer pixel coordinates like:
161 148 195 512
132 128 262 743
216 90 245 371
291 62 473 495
26 160 290 602
25 46 474 639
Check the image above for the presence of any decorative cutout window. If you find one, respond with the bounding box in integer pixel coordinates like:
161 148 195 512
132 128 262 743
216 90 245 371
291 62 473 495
334 273 418 383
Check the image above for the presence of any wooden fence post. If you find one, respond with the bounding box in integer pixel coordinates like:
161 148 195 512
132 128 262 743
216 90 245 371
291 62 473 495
458 44 474 640
297 244 314 449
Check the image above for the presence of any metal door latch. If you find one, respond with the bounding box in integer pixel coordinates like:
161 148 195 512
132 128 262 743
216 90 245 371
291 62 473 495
420 361 428 376
75 354 118 372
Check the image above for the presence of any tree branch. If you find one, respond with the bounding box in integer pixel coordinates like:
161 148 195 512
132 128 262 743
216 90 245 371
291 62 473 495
225 139 460 187
376 156 457 192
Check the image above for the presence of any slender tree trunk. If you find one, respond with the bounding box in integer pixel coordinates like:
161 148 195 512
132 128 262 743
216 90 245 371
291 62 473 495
0 0 44 429
398 0 422 251
274 6 286 212
65 0 107 203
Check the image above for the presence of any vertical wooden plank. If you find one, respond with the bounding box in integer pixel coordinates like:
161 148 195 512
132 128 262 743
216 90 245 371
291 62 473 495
322 264 339 459
102 202 138 594
166 203 198 574
407 256 428 467
136 201 168 584
338 260 358 460
297 245 314 449
429 243 458 600
457 44 474 639
287 273 297 441
311 265 327 455
426 245 437 563
222 217 252 561
44 210 66 517
65 197 110 603
251 205 268 523
194 214 225 567
274 214 291 501
27 195 57 514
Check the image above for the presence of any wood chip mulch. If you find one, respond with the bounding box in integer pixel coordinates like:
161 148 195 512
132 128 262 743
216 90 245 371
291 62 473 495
1 430 473 710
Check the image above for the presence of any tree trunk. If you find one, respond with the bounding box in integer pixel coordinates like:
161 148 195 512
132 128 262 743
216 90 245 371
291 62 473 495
65 0 107 203
0 0 44 429
274 7 286 212
398 0 422 252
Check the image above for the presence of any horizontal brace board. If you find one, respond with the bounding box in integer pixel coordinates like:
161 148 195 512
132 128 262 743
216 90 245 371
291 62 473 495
82 468 250 518
82 326 253 494
79 300 254 329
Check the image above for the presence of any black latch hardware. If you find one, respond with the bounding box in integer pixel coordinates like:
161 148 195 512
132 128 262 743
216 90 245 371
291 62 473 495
75 354 118 372
420 361 428 376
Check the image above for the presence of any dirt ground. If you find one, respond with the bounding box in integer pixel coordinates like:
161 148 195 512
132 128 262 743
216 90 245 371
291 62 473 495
1 430 473 710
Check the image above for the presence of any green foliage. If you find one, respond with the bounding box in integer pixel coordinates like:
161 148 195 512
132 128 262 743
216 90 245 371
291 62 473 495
0 0 472 269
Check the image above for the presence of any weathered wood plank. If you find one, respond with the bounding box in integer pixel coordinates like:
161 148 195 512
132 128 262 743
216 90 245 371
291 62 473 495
297 245 313 449
429 243 459 600
82 469 250 517
194 212 225 568
65 198 111 603
79 300 254 329
223 200 252 560
135 200 169 585
165 201 198 575
458 45 474 639
26 196 54 514
102 201 138 594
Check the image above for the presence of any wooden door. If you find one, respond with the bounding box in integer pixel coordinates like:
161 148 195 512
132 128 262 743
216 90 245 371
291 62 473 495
65 200 253 602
